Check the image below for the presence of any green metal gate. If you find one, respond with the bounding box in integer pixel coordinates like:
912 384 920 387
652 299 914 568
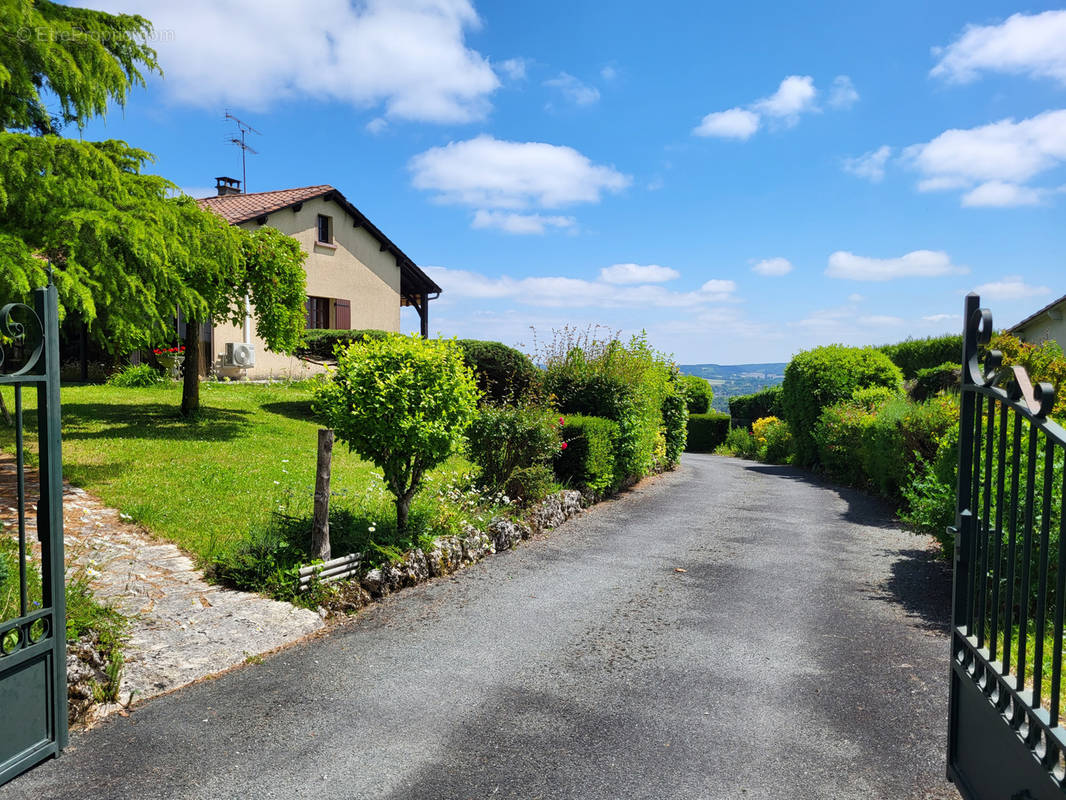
0 282 67 785
948 292 1066 798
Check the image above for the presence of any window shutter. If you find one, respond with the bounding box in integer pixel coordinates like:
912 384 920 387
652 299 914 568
335 299 351 330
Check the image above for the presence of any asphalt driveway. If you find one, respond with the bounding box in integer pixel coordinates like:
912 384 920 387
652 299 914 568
1 454 958 799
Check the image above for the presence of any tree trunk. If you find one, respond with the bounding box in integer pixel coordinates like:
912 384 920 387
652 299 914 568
396 494 411 535
0 391 10 427
181 318 200 416
311 428 333 561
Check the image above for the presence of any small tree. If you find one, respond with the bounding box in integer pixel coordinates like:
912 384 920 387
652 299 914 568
313 335 480 533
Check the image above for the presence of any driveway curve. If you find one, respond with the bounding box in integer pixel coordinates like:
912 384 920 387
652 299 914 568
1 454 957 800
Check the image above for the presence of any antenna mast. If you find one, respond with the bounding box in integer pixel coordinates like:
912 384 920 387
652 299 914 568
224 111 261 192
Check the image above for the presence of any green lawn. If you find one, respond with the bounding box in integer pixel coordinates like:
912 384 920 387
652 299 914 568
0 381 470 564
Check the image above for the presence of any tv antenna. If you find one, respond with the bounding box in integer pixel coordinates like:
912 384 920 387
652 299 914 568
224 111 260 192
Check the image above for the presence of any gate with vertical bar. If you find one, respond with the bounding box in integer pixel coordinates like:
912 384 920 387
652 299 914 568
0 281 67 786
948 292 1066 799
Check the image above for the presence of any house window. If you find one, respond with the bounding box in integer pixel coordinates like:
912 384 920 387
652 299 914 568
306 296 331 329
316 214 333 245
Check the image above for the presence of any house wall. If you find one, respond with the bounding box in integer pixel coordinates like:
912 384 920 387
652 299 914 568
211 195 403 380
1016 308 1066 350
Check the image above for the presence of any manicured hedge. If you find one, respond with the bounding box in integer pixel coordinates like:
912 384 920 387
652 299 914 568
878 334 962 379
685 411 730 452
729 385 782 430
296 329 393 359
456 339 540 405
782 345 903 467
555 415 619 495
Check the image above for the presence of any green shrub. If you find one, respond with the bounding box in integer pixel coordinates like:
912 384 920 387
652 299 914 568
900 424 958 554
106 363 165 387
989 333 1066 418
863 394 959 497
813 402 876 484
782 345 903 466
456 339 541 405
685 411 730 452
505 464 556 505
312 335 479 532
296 329 393 359
729 385 783 430
465 405 562 494
850 385 898 410
753 416 793 464
554 414 619 495
661 391 688 467
539 331 676 485
911 362 961 402
879 334 963 379
679 374 714 414
716 426 758 459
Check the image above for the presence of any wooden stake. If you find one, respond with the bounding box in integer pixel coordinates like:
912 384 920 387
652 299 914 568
311 428 334 561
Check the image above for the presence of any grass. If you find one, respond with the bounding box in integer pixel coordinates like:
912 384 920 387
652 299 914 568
0 380 472 567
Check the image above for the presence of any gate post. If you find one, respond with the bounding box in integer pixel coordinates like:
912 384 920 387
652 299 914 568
34 281 67 749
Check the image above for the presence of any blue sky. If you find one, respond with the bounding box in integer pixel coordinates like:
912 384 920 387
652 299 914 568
75 0 1066 363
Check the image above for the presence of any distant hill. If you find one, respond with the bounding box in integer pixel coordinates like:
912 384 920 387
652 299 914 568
679 363 787 414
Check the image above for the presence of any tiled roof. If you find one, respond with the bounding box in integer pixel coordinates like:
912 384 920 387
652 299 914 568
196 185 441 296
196 185 333 224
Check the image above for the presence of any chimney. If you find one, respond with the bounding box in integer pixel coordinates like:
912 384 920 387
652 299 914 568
215 176 242 196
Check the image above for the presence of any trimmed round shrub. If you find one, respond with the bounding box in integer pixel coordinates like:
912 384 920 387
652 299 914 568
680 374 714 414
782 345 904 467
456 340 540 405
685 411 730 452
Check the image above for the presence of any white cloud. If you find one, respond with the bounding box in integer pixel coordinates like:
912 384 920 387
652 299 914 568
961 181 1046 207
826 250 968 281
848 293 865 303
905 109 1066 185
365 117 388 135
599 263 680 284
601 65 618 81
751 257 793 276
694 74 851 140
544 72 600 106
971 275 1052 302
79 0 499 123
409 135 630 209
931 10 1066 86
843 145 892 182
922 313 958 324
471 210 576 235
693 108 760 139
424 266 736 308
827 75 859 109
752 75 818 123
498 58 528 81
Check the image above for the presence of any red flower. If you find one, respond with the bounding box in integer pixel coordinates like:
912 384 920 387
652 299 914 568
558 417 565 426
560 442 568 450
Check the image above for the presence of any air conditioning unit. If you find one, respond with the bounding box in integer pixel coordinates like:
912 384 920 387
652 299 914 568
225 342 255 368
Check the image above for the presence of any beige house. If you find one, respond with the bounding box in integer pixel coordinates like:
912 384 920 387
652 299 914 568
1008 294 1066 351
196 178 440 379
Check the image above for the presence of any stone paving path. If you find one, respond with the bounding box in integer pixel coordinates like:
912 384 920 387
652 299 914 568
0 454 324 712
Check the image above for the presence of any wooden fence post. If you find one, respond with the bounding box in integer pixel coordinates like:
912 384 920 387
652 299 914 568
312 428 334 561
